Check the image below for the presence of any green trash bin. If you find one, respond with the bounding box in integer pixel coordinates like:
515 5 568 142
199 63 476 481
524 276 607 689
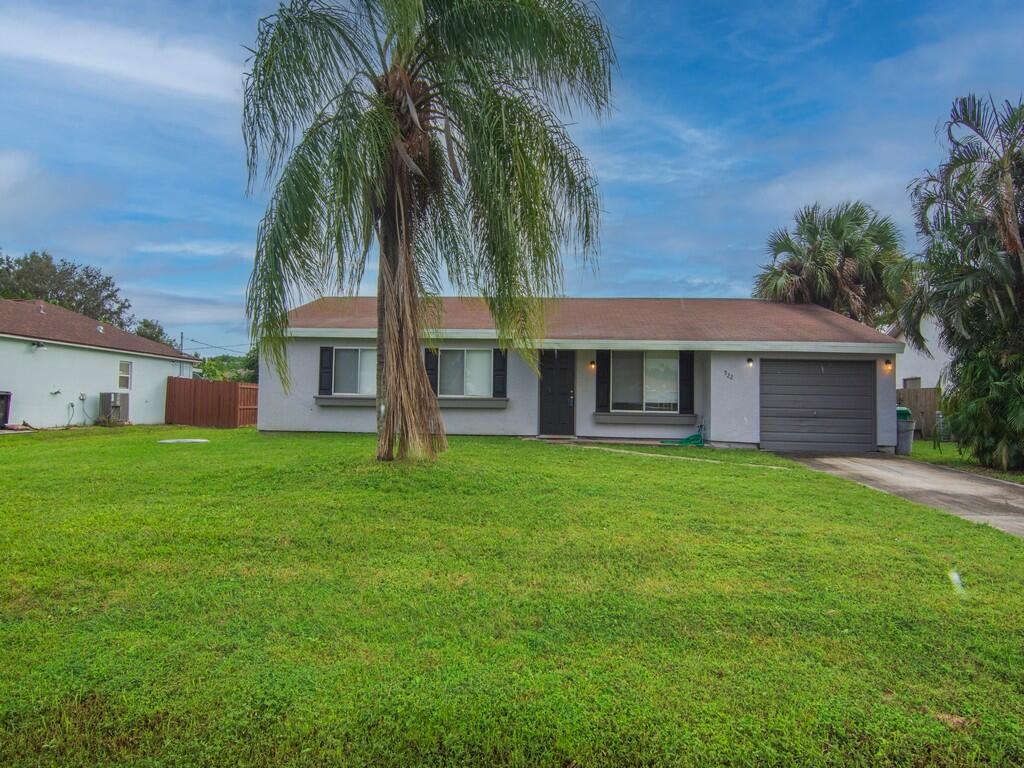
896 407 915 455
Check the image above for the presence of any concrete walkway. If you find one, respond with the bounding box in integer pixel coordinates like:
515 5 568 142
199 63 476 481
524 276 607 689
795 454 1024 538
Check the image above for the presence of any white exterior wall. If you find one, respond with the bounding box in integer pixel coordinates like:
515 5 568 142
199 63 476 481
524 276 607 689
894 315 947 389
1 336 190 428
705 351 897 449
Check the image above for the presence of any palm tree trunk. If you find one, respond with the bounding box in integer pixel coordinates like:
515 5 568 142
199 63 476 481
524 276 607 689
375 161 447 461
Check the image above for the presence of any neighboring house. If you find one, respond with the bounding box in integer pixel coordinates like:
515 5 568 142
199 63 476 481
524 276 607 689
0 299 196 428
259 297 904 453
892 315 949 390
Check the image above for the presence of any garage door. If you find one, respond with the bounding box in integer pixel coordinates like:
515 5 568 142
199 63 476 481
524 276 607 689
760 360 876 452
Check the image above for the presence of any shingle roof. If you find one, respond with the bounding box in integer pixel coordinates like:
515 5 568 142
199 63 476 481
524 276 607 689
288 296 898 346
0 299 196 361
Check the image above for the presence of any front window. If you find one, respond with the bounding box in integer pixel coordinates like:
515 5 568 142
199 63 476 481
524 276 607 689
333 348 376 395
611 351 678 412
439 349 491 397
118 361 132 389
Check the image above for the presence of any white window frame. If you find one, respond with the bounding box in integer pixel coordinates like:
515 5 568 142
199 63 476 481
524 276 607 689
118 361 132 390
438 348 493 398
610 350 679 413
332 346 376 396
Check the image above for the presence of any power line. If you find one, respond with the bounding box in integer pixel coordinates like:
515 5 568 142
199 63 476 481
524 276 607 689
186 338 252 355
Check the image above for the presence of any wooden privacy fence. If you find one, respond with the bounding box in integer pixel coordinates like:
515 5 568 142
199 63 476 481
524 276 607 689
897 387 940 438
165 377 258 428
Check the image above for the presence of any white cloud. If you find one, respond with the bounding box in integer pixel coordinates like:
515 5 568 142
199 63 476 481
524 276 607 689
751 159 915 228
872 17 1024 93
0 149 100 232
126 287 245 326
575 96 736 187
0 7 241 101
136 240 254 259
718 0 855 63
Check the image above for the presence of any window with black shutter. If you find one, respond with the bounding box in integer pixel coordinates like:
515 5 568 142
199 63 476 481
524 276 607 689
318 347 333 395
492 349 508 398
595 350 610 412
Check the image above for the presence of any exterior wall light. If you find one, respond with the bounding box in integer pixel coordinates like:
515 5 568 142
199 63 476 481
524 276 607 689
31 341 47 351
588 360 596 371
884 359 893 371
746 358 754 367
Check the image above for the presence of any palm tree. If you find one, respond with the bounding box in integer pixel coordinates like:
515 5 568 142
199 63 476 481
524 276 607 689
243 0 613 460
752 201 909 326
900 95 1024 470
928 95 1024 268
901 96 1024 348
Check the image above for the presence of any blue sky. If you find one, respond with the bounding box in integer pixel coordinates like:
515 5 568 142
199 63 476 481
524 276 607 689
1 0 1022 353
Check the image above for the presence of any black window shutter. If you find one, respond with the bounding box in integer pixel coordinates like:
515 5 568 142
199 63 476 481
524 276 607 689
318 347 334 395
492 349 507 398
678 351 694 414
595 350 611 412
424 348 439 393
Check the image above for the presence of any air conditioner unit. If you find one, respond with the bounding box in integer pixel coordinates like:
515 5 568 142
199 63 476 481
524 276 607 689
99 392 130 424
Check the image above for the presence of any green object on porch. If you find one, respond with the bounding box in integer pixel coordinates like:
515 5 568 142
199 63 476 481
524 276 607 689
660 425 704 447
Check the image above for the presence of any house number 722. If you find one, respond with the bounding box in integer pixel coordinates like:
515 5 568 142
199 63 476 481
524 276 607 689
722 369 734 381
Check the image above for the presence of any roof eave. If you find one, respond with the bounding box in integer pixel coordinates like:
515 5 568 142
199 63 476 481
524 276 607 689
286 327 904 354
0 332 200 363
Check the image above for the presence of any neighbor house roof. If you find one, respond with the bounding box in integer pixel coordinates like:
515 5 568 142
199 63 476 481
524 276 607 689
0 299 196 361
288 297 904 353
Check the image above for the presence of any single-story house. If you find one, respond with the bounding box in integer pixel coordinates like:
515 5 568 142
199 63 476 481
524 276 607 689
892 314 948 390
0 299 196 429
259 297 904 452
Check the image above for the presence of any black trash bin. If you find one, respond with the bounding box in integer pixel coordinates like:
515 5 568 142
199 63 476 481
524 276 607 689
0 391 10 429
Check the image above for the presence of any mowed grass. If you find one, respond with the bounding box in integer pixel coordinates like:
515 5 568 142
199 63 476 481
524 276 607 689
912 440 1024 485
2 427 1023 767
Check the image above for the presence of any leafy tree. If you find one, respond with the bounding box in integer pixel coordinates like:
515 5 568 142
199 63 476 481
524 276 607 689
902 95 1024 470
0 250 135 329
203 350 259 383
238 346 259 383
242 0 613 460
135 318 178 348
752 202 911 327
197 358 228 381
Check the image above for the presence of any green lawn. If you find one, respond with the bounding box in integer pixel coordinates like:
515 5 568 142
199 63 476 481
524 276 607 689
2 427 1023 767
911 440 1024 485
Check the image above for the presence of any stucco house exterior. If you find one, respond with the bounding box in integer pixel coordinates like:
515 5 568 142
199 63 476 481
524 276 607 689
0 299 195 429
892 314 949 390
259 297 904 452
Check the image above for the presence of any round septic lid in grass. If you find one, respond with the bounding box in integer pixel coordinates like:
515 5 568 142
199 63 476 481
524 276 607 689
158 439 210 444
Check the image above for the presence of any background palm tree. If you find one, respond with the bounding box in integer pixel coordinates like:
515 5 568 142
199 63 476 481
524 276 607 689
243 0 614 460
901 95 1024 470
752 201 910 327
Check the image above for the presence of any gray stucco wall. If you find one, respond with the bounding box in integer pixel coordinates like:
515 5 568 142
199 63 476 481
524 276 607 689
573 349 705 440
705 351 897 449
260 338 897 448
258 337 538 435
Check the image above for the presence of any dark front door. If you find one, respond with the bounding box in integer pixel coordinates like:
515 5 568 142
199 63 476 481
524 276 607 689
539 350 575 435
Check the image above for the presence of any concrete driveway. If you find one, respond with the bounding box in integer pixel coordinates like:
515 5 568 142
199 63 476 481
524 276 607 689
795 454 1024 538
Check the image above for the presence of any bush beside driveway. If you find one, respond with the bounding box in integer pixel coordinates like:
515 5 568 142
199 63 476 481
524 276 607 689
911 441 1024 485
